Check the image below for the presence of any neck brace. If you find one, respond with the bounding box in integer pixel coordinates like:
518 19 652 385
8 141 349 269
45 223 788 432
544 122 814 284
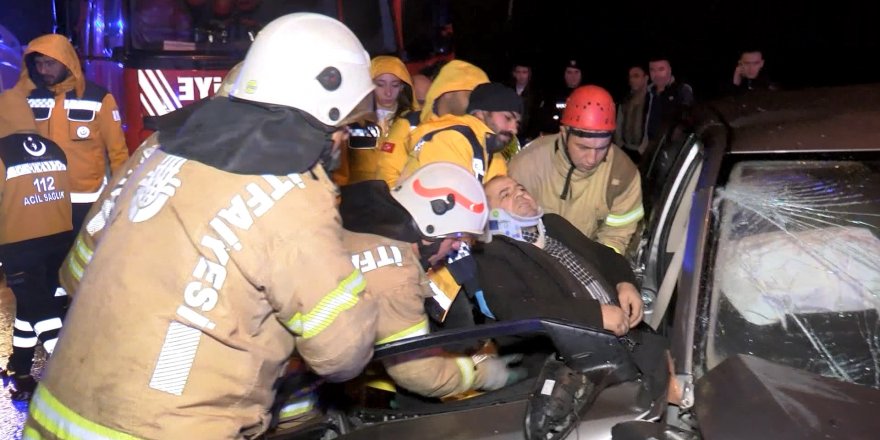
487 207 544 242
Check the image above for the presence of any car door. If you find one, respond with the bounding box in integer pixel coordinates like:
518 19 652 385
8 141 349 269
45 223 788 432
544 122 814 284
632 133 704 331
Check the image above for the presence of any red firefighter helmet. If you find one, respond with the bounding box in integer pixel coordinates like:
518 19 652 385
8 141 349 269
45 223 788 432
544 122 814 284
560 85 616 133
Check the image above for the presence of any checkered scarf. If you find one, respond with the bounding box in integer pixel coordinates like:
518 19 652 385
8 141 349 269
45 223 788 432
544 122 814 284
522 227 614 305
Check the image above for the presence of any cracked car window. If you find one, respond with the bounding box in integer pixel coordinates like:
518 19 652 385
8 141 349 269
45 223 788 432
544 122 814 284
705 159 880 388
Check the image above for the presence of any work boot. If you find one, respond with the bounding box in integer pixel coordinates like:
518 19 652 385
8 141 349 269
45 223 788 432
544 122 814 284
524 358 594 440
10 374 37 402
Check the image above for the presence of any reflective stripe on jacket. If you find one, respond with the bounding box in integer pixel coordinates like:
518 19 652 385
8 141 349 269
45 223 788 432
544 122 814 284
344 230 484 398
28 153 377 439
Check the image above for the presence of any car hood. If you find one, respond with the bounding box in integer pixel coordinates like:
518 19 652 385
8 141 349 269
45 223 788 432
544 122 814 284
695 354 880 439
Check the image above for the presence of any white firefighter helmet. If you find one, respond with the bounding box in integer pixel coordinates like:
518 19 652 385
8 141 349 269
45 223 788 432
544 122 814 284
392 162 489 239
229 13 374 127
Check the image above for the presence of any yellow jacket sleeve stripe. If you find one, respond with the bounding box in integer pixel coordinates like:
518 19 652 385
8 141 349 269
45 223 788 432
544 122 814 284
455 357 476 391
376 319 429 345
286 269 366 339
605 205 645 227
28 385 143 440
67 255 85 282
74 236 94 264
279 395 318 419
22 426 42 439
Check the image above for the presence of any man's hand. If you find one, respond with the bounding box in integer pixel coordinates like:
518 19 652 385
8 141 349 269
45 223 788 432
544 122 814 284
476 354 528 390
601 304 628 336
733 63 743 85
616 282 644 328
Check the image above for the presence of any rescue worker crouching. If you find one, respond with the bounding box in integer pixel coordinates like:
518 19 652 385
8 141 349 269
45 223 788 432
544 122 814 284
15 34 129 233
338 163 528 403
24 13 379 440
0 89 72 402
510 85 644 254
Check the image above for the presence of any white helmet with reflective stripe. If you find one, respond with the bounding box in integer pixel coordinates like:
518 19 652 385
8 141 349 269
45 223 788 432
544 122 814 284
392 162 489 239
230 13 375 127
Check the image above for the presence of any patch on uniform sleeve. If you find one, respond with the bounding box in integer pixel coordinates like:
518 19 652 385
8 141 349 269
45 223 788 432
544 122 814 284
380 142 395 153
112 109 121 121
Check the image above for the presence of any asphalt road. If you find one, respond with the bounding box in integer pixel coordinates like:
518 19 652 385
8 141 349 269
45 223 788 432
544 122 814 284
0 285 43 440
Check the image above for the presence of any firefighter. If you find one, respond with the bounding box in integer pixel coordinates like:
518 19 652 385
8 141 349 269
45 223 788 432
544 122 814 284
0 88 72 402
340 163 527 400
15 34 129 234
24 13 378 439
375 60 489 187
509 85 644 254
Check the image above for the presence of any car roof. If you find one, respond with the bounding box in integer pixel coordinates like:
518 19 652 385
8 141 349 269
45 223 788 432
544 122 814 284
705 83 880 154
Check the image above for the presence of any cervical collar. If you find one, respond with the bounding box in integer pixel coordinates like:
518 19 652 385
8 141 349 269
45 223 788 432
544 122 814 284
487 207 545 242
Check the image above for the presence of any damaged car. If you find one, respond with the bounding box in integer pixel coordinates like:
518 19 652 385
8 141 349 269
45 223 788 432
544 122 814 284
266 83 880 440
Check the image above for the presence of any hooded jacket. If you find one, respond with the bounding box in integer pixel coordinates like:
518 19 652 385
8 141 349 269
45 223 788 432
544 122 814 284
0 88 72 249
399 113 507 184
375 60 488 187
509 134 643 254
16 34 128 199
25 104 378 439
335 56 418 186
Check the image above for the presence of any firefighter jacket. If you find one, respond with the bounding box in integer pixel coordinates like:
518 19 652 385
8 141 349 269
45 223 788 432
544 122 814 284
344 231 488 398
58 134 160 296
335 56 420 186
509 135 644 254
376 60 488 187
59 98 209 296
25 148 378 439
15 34 129 200
0 89 72 249
400 114 507 184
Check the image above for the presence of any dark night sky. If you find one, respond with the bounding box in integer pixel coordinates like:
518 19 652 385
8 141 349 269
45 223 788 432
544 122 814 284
451 0 880 100
3 0 879 102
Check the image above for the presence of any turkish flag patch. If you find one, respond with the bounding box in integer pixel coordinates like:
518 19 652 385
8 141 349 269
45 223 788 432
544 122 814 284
380 142 395 153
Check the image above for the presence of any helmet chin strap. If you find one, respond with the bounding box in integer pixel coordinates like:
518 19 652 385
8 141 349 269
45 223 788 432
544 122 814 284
487 207 546 244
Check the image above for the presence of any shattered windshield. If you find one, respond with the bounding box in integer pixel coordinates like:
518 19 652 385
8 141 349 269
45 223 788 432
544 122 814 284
705 159 880 388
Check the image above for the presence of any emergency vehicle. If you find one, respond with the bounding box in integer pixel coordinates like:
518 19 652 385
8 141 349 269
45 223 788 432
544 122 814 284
74 0 454 152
